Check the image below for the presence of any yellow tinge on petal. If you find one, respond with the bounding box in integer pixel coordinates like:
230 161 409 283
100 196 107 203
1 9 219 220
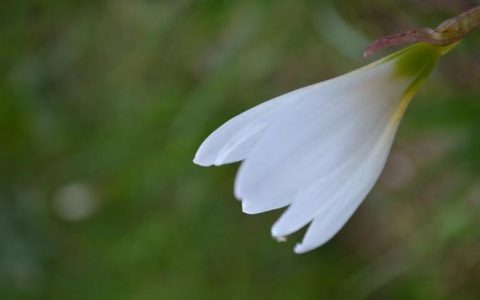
394 43 442 78
387 42 458 124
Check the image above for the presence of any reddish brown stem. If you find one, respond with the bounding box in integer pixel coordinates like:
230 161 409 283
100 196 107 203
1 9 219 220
364 5 480 58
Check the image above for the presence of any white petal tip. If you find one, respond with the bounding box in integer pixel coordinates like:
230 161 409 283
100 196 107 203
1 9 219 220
294 243 309 254
294 236 333 254
192 152 209 166
273 235 287 243
271 219 303 240
270 225 286 239
192 149 216 167
192 159 205 167
241 201 261 215
193 160 211 167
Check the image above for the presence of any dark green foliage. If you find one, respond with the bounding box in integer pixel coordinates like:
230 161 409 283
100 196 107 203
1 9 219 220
0 1 479 299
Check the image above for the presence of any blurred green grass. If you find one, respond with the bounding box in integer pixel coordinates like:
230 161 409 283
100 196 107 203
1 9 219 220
1 1 480 299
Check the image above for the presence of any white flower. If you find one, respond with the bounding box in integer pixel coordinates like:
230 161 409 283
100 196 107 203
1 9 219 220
194 43 450 253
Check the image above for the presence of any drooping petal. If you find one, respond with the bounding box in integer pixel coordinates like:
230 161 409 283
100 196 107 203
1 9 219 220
293 132 396 253
235 60 410 214
270 91 406 239
193 87 311 167
280 117 401 253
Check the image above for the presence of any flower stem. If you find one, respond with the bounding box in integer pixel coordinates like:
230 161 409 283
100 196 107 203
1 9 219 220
364 5 480 58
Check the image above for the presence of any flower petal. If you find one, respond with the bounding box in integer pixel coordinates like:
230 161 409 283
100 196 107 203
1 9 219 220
280 119 400 253
236 60 409 214
193 88 310 167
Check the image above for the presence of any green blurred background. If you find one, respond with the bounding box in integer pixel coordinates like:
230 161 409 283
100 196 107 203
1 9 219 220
1 1 480 299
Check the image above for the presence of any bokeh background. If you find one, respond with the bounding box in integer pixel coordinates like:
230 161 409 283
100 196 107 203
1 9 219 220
1 0 480 299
